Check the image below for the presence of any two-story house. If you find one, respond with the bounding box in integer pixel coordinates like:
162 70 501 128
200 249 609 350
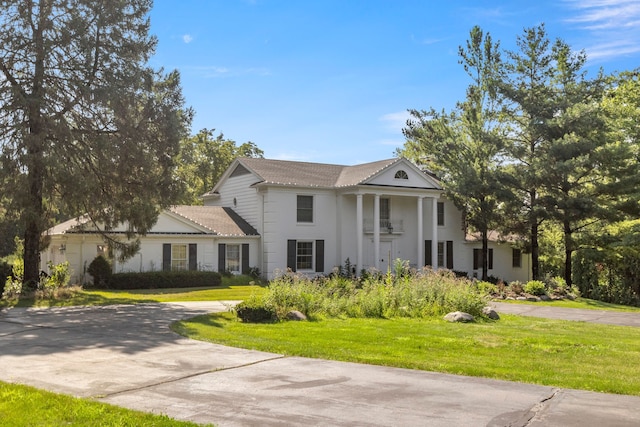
42 157 530 283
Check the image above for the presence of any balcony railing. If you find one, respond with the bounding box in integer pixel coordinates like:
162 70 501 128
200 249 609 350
363 219 404 234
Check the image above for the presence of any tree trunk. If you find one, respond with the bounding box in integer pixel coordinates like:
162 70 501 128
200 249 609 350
482 228 489 281
564 219 573 287
23 1 49 287
531 222 539 280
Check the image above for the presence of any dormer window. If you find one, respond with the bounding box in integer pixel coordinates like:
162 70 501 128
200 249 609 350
394 170 408 180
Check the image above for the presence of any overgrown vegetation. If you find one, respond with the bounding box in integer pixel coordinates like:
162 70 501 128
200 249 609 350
235 267 489 322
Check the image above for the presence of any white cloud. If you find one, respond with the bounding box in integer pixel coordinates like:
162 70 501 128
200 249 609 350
379 111 411 133
563 0 640 61
182 34 193 44
186 65 269 78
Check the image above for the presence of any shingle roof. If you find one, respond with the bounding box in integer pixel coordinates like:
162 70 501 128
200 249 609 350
233 157 402 188
169 206 259 236
46 207 259 237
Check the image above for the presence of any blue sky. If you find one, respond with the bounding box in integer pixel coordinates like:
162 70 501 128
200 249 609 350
149 0 640 165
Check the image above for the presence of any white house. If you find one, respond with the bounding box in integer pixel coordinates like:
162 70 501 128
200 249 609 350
42 157 530 283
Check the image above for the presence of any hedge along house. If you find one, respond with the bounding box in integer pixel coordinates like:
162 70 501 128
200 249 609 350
41 206 259 284
42 157 530 284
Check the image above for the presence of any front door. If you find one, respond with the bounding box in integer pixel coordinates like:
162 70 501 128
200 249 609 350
367 239 394 272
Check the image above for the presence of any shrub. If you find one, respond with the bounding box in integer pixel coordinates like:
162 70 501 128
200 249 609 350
40 261 71 290
524 280 546 296
475 281 498 296
87 256 112 288
0 260 12 294
509 281 524 295
235 294 276 323
109 270 222 290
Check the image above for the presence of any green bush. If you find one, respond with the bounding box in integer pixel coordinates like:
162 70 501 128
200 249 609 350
524 280 546 296
235 294 276 323
87 256 112 288
0 260 12 292
109 270 222 290
41 262 71 289
475 281 498 296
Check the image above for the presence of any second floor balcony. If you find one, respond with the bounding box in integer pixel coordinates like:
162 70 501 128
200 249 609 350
363 219 404 234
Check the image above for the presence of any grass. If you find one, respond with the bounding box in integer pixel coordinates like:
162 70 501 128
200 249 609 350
172 311 640 396
496 297 640 312
0 381 211 427
0 276 265 308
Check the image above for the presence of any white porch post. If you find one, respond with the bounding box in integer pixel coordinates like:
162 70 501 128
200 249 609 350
374 194 380 270
417 196 424 268
356 194 363 274
432 197 438 270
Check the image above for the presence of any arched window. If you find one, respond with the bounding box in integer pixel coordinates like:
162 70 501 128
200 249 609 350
394 170 408 180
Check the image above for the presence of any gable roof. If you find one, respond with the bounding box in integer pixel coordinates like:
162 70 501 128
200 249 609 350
205 157 441 196
46 207 259 237
168 206 258 236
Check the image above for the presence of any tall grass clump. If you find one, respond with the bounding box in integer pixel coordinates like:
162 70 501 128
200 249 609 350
235 267 489 322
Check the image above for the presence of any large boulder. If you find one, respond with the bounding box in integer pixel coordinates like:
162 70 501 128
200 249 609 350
286 310 307 321
444 311 475 323
482 306 500 320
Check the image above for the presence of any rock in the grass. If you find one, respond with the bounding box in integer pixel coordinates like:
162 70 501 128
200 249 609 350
444 311 475 323
482 306 500 320
286 310 307 321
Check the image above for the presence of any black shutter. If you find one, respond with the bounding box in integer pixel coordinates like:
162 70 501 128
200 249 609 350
242 243 249 274
287 240 297 272
488 248 494 270
473 249 480 270
189 244 197 271
163 244 171 271
446 241 453 270
218 243 226 272
315 240 324 273
425 240 432 266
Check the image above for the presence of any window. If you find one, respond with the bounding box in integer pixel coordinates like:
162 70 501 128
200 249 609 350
287 239 324 273
163 243 197 271
437 202 445 226
436 241 454 269
394 170 408 179
218 243 249 274
226 244 240 273
512 248 522 268
296 241 314 270
380 197 391 228
171 244 187 271
473 248 494 270
297 195 313 223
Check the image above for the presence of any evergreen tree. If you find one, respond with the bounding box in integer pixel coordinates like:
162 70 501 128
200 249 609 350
400 26 505 280
0 1 191 286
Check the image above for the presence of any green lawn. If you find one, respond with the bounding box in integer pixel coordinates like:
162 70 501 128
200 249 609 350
172 312 640 396
0 381 211 427
1 279 265 308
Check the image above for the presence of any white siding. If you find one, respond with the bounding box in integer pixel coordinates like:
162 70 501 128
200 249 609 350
205 173 260 230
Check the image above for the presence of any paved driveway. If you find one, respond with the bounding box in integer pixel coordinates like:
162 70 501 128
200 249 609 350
2 302 640 426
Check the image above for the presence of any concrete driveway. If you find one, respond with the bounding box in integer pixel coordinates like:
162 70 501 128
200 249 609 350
2 302 640 426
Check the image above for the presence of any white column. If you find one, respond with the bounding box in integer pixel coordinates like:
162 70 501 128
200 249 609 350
417 196 424 268
432 197 438 270
356 194 363 273
374 194 380 270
